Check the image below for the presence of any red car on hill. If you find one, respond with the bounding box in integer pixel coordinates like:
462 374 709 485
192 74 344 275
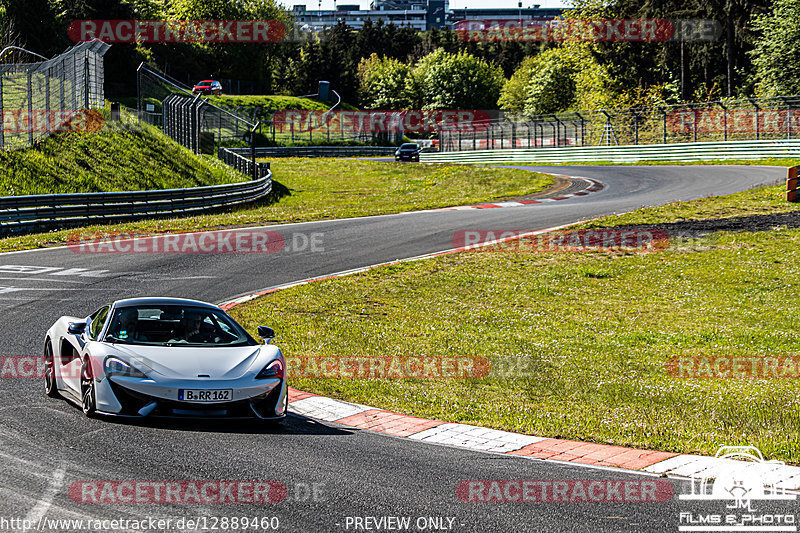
192 80 222 95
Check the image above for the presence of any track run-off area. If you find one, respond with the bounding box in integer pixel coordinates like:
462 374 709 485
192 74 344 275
0 165 788 532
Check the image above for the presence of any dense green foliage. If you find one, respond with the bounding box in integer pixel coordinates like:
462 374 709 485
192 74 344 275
358 49 504 110
751 0 800 96
412 49 504 109
357 55 416 109
1 0 796 113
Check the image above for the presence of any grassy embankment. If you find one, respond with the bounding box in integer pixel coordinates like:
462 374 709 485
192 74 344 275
229 180 800 463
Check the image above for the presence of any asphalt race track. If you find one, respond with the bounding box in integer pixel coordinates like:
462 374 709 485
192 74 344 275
0 165 788 532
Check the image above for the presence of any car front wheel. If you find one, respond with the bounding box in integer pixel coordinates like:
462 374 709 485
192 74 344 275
44 341 60 398
81 359 96 417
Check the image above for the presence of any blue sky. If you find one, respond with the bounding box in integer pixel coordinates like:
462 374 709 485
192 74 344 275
287 0 568 11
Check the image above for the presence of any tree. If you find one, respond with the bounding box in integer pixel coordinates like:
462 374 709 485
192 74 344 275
357 54 414 109
568 0 770 100
498 45 616 115
411 49 505 110
751 0 800 96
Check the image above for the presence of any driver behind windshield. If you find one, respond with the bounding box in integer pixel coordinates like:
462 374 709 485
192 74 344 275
109 308 147 341
182 310 216 343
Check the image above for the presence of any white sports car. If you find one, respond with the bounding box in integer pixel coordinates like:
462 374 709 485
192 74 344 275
43 297 287 422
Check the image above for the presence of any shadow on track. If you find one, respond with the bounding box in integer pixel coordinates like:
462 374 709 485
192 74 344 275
77 407 352 436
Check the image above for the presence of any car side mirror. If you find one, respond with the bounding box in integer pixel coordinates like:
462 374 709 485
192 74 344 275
257 326 275 344
68 322 86 335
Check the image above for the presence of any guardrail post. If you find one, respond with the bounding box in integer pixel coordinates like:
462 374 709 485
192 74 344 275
720 102 728 141
749 98 761 140
787 166 799 202
84 54 90 109
0 74 4 149
26 70 34 145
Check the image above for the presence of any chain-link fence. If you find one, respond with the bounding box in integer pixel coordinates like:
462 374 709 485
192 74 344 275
265 110 403 145
0 40 109 150
139 63 400 147
182 104 403 145
161 94 260 153
438 96 800 152
138 63 263 147
136 62 195 127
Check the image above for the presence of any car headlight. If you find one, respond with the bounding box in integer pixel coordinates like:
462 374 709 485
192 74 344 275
256 359 284 380
104 357 148 378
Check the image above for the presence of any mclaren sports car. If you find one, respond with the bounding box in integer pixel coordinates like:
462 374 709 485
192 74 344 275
43 297 287 422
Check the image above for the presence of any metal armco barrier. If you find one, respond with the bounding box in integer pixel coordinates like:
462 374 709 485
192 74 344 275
230 146 397 158
218 147 271 178
420 139 800 164
0 170 272 236
787 167 799 202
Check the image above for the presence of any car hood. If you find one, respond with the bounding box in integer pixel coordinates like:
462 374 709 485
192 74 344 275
104 344 265 380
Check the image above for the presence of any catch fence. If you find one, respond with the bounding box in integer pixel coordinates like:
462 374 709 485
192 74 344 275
438 96 800 152
0 40 109 150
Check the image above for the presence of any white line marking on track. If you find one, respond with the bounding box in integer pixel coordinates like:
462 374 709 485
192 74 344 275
0 287 106 293
0 277 85 283
22 463 66 532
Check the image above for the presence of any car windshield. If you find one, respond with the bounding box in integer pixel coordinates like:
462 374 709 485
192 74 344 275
103 305 257 347
400 143 418 149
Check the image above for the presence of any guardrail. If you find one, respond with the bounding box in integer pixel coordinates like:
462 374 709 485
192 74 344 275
420 139 800 164
218 147 271 180
0 170 272 236
226 146 397 158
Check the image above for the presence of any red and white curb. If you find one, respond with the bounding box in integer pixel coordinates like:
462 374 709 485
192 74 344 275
428 177 604 211
287 389 800 490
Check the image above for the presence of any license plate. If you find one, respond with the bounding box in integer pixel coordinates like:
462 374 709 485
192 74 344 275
178 389 232 402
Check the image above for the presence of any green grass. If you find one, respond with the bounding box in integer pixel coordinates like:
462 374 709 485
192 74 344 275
228 181 800 463
0 158 553 252
208 95 357 111
112 97 162 112
580 183 792 228
0 114 246 196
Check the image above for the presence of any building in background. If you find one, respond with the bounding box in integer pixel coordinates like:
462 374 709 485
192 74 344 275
292 4 428 31
291 2 564 32
448 5 563 26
